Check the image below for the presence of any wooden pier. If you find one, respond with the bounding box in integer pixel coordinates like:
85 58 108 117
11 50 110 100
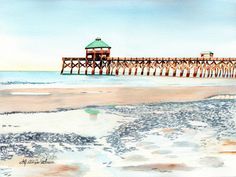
60 57 236 78
60 38 236 78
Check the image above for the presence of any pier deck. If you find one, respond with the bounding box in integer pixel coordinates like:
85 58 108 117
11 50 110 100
61 57 236 78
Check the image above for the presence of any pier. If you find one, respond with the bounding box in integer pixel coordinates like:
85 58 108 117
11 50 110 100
61 38 236 78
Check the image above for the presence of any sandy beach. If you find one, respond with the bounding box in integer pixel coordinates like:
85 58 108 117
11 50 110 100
1 75 236 177
1 88 236 177
1 84 236 177
1 86 236 113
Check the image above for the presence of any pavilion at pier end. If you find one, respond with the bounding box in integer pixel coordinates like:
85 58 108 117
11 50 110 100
61 38 236 78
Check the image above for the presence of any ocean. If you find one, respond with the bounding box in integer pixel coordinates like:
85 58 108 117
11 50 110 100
0 71 236 89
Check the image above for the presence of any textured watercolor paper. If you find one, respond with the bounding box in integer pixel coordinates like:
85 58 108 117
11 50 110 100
0 0 236 177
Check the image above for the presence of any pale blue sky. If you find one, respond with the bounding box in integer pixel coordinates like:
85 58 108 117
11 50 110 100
0 0 235 70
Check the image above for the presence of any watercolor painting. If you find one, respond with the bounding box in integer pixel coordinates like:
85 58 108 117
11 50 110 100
0 0 236 177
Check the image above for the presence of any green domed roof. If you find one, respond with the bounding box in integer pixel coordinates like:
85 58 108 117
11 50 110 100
85 38 111 49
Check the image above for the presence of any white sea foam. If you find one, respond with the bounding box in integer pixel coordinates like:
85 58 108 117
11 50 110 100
207 94 236 100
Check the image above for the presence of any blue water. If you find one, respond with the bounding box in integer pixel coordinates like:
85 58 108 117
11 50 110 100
0 71 236 89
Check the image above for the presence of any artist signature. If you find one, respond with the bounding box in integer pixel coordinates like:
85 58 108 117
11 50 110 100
19 155 55 166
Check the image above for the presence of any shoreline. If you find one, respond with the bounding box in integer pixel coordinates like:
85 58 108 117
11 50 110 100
1 86 236 114
1 94 236 115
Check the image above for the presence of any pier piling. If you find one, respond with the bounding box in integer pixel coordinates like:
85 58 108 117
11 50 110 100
60 57 236 78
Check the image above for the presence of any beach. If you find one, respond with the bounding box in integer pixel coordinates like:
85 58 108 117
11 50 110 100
1 73 236 177
1 86 236 113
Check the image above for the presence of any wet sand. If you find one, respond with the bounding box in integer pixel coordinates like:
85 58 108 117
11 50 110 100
1 86 236 113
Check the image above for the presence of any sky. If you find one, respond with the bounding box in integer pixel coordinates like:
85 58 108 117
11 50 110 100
0 0 235 71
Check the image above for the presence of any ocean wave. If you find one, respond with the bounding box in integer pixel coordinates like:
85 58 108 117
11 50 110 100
0 81 56 85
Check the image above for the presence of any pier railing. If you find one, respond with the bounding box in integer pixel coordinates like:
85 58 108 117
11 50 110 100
60 57 236 78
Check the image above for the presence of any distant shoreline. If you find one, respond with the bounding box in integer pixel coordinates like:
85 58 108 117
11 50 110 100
1 86 236 114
